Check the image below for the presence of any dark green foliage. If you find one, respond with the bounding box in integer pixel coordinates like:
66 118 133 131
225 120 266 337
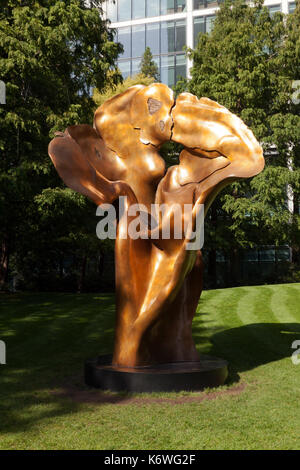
0 0 121 290
188 0 300 279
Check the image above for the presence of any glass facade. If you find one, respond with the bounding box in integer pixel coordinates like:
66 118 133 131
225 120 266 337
116 19 187 85
289 2 296 13
118 0 131 21
193 15 215 46
106 0 287 86
194 0 220 9
106 0 186 21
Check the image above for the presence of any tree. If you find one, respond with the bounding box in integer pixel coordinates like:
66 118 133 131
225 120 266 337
0 0 122 289
267 0 300 265
187 0 292 283
93 73 155 107
139 47 159 80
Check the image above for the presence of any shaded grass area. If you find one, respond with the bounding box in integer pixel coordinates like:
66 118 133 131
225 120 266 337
0 284 300 449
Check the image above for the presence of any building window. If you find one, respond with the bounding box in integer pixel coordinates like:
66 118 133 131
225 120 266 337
268 4 281 16
161 0 186 15
161 20 186 54
194 0 219 9
161 0 175 15
193 15 215 46
161 21 175 53
115 16 187 86
118 60 131 79
118 0 131 22
176 0 187 12
118 26 131 58
146 0 160 17
206 15 215 33
132 58 141 75
146 23 160 55
206 0 219 8
289 2 296 13
132 24 146 57
175 19 186 52
175 54 186 81
107 0 187 22
132 0 146 19
193 16 205 45
161 55 175 87
107 0 117 22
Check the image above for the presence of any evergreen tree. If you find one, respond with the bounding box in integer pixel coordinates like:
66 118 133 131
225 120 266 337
267 0 300 265
139 47 159 80
187 0 299 283
0 0 122 289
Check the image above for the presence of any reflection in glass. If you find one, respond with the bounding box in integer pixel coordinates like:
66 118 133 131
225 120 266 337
289 2 296 13
106 0 117 22
161 0 175 15
206 0 219 7
153 56 160 79
193 0 205 9
132 0 145 19
194 17 205 46
118 0 131 21
175 20 186 52
175 54 186 81
176 0 187 12
118 26 131 58
132 58 141 76
146 23 160 55
147 0 160 17
161 21 175 54
118 60 131 79
132 24 146 57
194 0 219 8
161 55 175 87
268 4 281 16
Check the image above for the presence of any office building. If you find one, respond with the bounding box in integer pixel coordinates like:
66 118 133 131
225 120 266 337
104 0 296 86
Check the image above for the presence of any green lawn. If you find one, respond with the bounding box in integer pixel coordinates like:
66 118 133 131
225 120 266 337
0 284 300 450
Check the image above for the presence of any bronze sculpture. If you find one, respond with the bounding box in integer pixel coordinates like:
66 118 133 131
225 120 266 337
49 84 264 386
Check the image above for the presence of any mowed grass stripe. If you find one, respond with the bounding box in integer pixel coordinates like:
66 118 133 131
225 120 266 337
198 287 243 327
1 285 300 450
235 285 278 326
268 285 299 324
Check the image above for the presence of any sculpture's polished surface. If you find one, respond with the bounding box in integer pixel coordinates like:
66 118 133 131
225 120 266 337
49 84 264 369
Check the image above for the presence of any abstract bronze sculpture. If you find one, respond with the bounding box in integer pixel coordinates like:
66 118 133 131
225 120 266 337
49 84 264 391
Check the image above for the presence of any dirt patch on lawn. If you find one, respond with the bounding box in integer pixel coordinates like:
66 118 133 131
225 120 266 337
52 375 246 406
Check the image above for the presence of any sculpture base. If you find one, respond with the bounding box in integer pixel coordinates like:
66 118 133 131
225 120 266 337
84 354 228 393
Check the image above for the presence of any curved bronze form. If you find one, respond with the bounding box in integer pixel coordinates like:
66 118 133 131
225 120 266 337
49 84 264 368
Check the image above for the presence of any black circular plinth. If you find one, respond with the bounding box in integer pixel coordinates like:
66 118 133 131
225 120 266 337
84 354 228 393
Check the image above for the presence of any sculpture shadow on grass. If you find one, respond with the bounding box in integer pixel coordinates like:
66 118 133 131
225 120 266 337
0 294 218 433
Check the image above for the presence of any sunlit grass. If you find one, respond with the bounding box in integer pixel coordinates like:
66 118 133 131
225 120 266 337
0 285 300 449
